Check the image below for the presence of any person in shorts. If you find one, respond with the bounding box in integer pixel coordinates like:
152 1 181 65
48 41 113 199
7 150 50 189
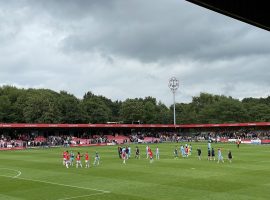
197 148 202 160
217 148 224 163
228 150 233 163
76 152 82 168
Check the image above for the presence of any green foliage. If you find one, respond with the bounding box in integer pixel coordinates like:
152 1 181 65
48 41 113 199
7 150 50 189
82 94 112 123
22 89 61 123
0 95 11 122
119 99 144 123
0 86 270 124
156 101 172 124
58 91 86 123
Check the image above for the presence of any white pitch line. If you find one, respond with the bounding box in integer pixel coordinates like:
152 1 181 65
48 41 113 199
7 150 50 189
9 176 110 193
0 168 110 194
0 168 21 178
13 170 21 178
57 193 106 200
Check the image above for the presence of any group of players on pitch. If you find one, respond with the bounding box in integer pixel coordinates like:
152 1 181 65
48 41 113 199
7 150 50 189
118 145 159 164
118 143 233 164
196 142 233 163
63 142 234 168
62 151 100 168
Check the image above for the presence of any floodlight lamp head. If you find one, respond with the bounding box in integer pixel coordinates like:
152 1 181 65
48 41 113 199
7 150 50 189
168 77 179 93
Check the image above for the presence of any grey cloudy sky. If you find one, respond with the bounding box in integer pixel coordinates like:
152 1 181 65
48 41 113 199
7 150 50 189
0 0 269 106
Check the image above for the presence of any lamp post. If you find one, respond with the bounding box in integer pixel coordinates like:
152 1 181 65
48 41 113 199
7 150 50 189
168 77 179 125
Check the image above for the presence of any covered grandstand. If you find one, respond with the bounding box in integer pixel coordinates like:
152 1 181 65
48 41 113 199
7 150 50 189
1 122 270 150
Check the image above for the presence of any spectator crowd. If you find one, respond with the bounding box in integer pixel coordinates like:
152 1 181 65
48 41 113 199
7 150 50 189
1 128 270 149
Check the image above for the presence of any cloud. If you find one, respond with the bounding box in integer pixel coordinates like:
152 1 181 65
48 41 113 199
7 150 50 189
0 0 269 107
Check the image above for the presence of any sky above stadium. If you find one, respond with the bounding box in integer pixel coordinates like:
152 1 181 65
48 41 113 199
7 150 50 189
0 0 269 106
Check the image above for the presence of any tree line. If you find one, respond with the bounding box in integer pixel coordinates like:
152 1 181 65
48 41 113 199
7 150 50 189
0 85 270 124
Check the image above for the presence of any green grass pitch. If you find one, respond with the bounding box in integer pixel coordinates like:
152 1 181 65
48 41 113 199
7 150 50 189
0 143 269 200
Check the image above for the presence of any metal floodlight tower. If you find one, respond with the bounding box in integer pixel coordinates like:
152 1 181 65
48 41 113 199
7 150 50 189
168 77 179 125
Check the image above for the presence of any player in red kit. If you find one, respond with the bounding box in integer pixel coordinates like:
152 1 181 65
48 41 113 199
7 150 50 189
149 149 154 163
122 149 127 164
63 151 67 166
65 151 70 168
85 152 90 168
76 152 83 168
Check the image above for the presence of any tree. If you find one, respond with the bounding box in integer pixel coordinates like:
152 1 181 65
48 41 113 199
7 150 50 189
143 101 156 124
58 91 86 123
175 103 198 124
197 98 249 123
0 95 11 122
245 104 270 122
22 90 61 123
119 99 144 123
82 97 112 123
1 85 270 124
156 101 171 124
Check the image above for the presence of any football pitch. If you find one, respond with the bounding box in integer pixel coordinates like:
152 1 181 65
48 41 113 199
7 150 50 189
0 143 269 200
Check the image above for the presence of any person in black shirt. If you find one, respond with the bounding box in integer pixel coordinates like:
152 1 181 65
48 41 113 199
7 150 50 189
228 150 233 163
125 146 129 160
118 146 122 159
135 146 140 159
211 148 215 161
197 148 202 160
207 148 211 161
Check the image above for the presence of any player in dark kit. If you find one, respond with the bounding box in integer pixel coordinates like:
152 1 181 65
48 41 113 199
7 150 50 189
211 148 215 161
207 148 211 161
236 140 241 149
228 150 233 163
135 146 140 159
174 147 179 159
118 146 122 159
197 148 202 160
